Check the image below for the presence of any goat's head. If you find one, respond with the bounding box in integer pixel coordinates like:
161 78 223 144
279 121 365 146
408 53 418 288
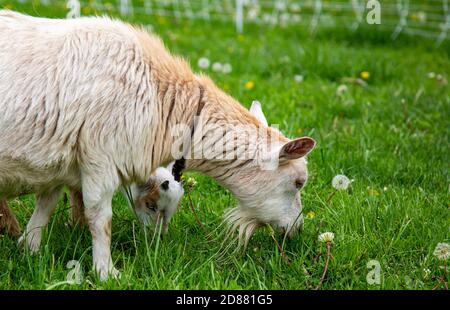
127 166 184 234
222 101 315 247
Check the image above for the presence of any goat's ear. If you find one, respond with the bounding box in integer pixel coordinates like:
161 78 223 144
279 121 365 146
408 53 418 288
249 100 268 127
279 137 316 160
139 179 157 194
166 161 175 173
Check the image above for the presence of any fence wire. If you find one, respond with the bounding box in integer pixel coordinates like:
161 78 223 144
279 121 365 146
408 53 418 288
3 0 449 46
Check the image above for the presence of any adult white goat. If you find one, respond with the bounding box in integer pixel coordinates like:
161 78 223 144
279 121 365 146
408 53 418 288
0 11 315 280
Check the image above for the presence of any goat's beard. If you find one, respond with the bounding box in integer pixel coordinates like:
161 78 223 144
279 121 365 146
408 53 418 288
219 206 304 255
221 207 262 250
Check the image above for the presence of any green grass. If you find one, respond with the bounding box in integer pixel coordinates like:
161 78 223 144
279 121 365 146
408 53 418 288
0 1 449 290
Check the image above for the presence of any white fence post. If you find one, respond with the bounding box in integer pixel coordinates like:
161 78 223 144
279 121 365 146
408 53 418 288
66 0 80 19
310 0 322 34
236 0 244 33
120 0 133 16
202 0 210 20
436 0 450 47
351 0 364 31
144 0 152 14
391 0 409 40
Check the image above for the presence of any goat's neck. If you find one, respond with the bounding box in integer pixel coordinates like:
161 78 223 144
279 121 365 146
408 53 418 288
185 77 285 194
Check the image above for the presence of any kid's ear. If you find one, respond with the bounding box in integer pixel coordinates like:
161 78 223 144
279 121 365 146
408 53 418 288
249 100 268 127
139 179 157 194
166 161 175 172
279 137 316 160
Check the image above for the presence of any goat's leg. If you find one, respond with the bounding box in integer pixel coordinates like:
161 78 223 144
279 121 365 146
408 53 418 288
69 190 86 227
0 199 22 237
19 187 62 252
82 173 119 281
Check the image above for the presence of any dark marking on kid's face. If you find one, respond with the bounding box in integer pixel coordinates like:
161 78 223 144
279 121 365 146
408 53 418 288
161 180 169 191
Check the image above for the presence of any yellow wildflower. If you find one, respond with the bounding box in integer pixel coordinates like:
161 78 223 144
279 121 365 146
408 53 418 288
306 211 316 219
82 7 92 15
157 16 168 25
360 71 370 80
367 187 379 196
245 81 254 90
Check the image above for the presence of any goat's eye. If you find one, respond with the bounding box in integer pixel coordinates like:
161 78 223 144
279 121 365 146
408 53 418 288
145 202 157 212
161 180 169 191
295 179 305 189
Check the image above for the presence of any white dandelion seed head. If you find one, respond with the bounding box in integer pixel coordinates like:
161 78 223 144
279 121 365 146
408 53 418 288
318 232 335 243
280 13 291 25
332 174 351 190
212 62 223 72
427 72 436 79
433 242 450 260
417 11 427 23
198 57 210 70
280 55 290 63
336 84 348 96
247 8 259 20
186 177 197 187
222 63 232 74
275 1 287 11
294 75 304 83
423 268 431 279
262 13 277 24
291 14 301 23
290 3 301 12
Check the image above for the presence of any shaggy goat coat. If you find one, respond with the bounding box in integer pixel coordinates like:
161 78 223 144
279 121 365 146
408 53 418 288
0 11 315 280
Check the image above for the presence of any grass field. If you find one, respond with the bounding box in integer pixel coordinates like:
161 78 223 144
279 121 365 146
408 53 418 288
0 1 449 290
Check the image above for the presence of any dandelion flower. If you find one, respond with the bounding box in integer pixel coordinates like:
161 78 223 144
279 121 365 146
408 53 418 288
306 211 316 219
280 55 290 63
248 8 259 20
280 13 291 26
291 15 301 23
157 16 167 25
360 71 370 80
290 3 301 12
367 187 380 196
332 174 351 190
336 84 348 97
423 268 431 279
245 81 254 90
294 75 304 83
318 232 335 243
417 11 427 23
186 177 197 188
436 74 448 86
433 243 450 260
197 57 210 70
275 1 287 11
82 6 92 15
212 62 223 72
222 63 232 74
